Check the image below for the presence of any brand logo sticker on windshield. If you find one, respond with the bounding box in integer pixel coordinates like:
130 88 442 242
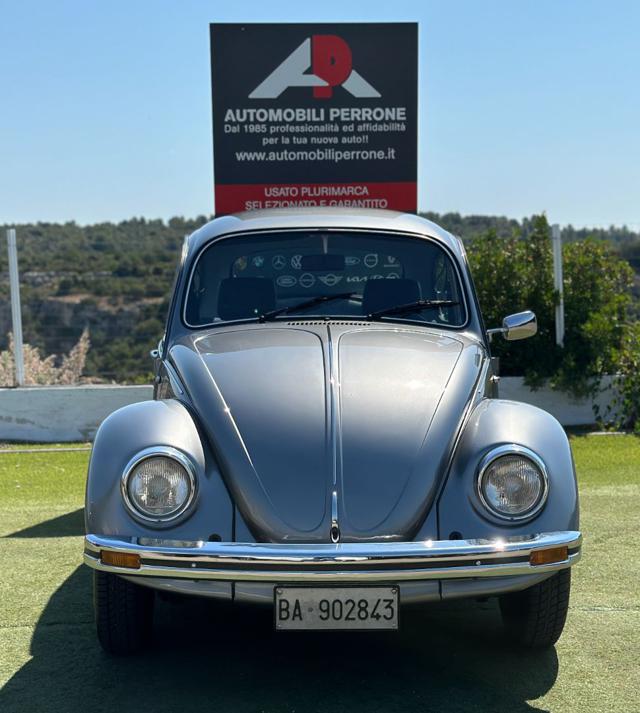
277 275 297 288
318 274 343 287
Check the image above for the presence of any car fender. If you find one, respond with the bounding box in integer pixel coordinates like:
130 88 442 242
437 398 579 540
85 399 233 541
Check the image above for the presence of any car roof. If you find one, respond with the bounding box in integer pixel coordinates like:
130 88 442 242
187 208 463 258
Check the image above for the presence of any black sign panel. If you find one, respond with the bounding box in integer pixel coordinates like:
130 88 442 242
210 23 418 214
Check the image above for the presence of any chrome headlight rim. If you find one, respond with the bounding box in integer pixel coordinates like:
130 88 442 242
477 444 549 522
121 446 197 525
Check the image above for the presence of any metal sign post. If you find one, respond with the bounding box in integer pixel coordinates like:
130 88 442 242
7 228 25 386
551 224 565 347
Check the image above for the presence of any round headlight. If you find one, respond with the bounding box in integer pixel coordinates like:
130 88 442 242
123 448 195 522
478 446 548 520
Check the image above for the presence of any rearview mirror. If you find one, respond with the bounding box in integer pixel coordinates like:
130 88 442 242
301 254 346 271
487 311 537 342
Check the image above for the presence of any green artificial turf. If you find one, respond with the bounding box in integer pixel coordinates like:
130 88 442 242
0 436 638 712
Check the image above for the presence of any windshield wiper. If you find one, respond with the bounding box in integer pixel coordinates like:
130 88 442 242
260 292 359 322
367 299 460 321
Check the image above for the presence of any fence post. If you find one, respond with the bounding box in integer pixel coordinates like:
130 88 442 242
551 223 565 347
7 228 25 386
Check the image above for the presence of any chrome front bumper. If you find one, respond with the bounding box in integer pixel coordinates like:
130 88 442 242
84 531 581 583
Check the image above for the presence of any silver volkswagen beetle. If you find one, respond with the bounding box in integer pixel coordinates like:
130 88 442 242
84 208 581 654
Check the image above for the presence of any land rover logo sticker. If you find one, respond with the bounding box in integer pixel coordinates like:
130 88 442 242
210 23 418 215
276 275 297 288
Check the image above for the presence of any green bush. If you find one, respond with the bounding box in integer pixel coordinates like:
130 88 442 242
604 323 640 433
468 215 636 400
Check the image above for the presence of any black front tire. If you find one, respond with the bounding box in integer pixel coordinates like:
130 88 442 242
499 569 571 649
94 571 154 655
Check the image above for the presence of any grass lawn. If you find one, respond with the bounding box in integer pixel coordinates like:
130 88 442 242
1 435 639 713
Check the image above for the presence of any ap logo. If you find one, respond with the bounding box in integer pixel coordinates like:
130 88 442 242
250 35 380 100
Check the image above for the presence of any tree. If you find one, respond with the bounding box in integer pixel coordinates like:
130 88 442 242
468 215 635 398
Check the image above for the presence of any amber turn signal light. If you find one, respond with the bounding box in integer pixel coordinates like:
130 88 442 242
529 546 568 566
100 550 141 569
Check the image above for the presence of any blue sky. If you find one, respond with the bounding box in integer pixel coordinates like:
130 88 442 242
1 0 638 227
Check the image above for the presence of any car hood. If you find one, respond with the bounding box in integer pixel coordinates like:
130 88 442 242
170 323 484 543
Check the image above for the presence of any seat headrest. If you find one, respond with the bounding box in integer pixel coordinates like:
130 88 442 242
217 278 276 321
362 278 421 315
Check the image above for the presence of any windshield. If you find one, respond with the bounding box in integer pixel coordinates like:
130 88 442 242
184 230 467 328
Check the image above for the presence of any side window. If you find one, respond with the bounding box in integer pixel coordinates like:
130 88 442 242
163 236 189 356
433 253 448 297
429 252 464 324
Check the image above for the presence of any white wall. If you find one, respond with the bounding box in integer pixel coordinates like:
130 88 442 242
499 376 616 427
0 379 616 443
0 385 153 442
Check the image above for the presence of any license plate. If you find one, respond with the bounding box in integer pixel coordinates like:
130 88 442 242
274 586 399 630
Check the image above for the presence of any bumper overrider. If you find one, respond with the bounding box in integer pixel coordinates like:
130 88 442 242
84 531 581 583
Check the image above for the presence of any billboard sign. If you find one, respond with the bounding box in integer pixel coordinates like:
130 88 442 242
210 23 418 215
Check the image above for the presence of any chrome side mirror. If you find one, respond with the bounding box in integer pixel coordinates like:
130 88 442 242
149 337 164 360
487 311 537 342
